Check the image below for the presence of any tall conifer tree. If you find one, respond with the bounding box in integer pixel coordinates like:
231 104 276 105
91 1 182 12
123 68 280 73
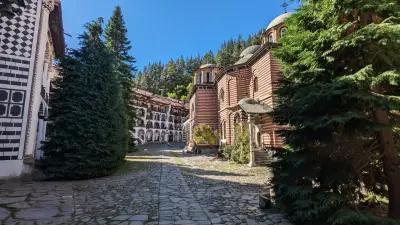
105 6 136 145
42 18 126 179
272 0 400 223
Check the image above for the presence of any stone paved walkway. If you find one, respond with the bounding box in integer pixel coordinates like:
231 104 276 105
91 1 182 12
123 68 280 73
0 144 292 225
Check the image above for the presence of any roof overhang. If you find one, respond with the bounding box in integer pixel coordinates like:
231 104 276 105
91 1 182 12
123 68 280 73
239 98 272 114
49 0 65 57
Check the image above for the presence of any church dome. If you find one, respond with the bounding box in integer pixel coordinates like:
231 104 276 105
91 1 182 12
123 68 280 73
266 12 292 30
240 45 260 58
199 63 216 69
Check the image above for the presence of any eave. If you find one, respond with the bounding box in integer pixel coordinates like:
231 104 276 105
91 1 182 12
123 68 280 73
49 0 65 57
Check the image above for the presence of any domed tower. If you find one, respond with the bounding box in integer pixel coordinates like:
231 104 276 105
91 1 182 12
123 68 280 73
187 64 220 145
262 12 292 44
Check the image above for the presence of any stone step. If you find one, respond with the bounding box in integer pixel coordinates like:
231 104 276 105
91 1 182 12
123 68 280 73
254 150 272 166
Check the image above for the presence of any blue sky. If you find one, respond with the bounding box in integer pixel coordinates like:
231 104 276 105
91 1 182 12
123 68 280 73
62 0 299 70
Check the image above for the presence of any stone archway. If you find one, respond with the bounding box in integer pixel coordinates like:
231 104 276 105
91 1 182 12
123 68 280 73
154 130 160 142
174 131 178 142
146 130 153 142
161 131 166 142
178 132 182 142
138 129 145 143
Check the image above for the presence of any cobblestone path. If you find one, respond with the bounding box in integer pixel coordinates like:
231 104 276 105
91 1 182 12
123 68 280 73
0 144 292 225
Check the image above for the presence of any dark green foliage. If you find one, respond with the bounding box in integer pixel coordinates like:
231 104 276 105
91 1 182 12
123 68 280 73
135 56 202 100
222 124 250 164
135 32 262 100
215 33 262 68
329 210 399 225
42 18 126 180
202 50 216 64
271 0 400 224
0 0 25 17
105 6 136 149
193 125 218 145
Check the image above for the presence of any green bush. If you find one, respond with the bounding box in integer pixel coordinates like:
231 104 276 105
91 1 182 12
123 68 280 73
329 209 400 225
193 124 218 145
221 144 234 159
222 124 250 164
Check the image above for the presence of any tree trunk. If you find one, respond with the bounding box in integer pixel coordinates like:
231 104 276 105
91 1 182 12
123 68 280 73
374 108 400 219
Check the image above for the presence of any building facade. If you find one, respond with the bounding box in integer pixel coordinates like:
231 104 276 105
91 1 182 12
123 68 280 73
186 64 219 143
0 0 65 178
187 13 291 165
132 89 188 145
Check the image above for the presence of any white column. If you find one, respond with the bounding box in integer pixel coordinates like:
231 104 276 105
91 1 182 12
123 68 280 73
24 1 53 159
248 114 255 167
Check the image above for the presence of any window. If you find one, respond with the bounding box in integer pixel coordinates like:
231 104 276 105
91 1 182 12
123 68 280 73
221 121 226 139
206 72 211 83
196 73 201 84
253 77 259 92
268 33 274 43
191 103 195 118
219 89 225 103
234 113 241 125
223 121 226 139
280 27 288 38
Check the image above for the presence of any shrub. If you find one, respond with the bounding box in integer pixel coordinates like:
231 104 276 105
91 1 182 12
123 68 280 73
221 145 234 159
222 124 250 164
193 124 218 145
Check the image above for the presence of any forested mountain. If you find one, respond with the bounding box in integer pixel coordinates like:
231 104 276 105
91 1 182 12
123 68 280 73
134 32 262 101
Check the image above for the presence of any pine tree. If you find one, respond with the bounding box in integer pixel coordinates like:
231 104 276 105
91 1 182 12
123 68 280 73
202 51 216 64
42 18 126 179
272 0 400 223
105 6 136 149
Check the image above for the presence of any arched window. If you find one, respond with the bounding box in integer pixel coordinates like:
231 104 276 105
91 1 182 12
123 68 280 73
219 89 225 103
220 121 226 140
234 113 241 125
268 33 274 43
280 27 288 38
137 119 144 127
253 77 259 92
223 121 226 139
206 72 211 83
191 103 195 118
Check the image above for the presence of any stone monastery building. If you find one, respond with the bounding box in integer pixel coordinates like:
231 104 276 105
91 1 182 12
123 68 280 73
132 89 188 145
186 13 291 165
0 0 64 178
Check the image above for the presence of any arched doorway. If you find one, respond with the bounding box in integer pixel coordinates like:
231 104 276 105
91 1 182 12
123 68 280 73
138 129 145 143
155 130 160 142
168 131 173 142
174 131 178 142
146 130 153 142
161 131 166 142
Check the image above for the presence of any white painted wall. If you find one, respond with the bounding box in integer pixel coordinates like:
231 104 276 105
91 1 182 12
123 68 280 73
0 160 24 179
